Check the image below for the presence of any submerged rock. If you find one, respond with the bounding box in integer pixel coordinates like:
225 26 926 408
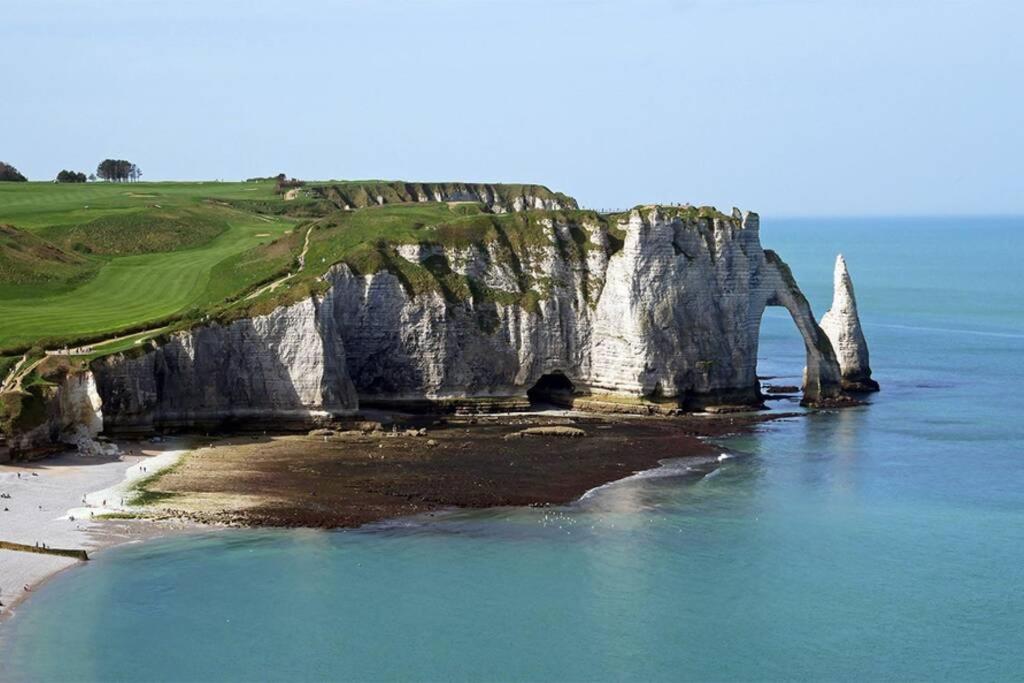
505 426 587 439
819 254 879 392
764 385 800 394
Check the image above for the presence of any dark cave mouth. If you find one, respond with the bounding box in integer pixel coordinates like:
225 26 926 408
527 372 575 407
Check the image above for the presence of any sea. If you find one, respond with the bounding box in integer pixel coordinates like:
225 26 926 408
1 216 1022 681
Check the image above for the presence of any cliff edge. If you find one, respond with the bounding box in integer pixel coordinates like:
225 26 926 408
1 196 878 457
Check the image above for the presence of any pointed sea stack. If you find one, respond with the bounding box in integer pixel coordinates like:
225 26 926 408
819 254 879 392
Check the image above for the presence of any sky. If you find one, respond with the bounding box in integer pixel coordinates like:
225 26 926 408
3 0 1022 215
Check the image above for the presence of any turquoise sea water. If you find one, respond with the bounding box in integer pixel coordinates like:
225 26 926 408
2 217 1022 682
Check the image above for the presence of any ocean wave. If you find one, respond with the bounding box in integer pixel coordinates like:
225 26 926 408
579 452 740 500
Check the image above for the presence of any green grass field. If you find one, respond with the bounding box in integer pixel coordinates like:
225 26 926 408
0 181 298 350
0 181 281 230
0 179 672 356
0 180 595 352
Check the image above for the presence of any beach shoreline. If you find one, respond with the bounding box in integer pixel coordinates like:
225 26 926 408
0 439 200 621
0 408 797 622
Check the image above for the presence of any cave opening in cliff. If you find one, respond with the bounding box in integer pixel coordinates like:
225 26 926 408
527 372 575 408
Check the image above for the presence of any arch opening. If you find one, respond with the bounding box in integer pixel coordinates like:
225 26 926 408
527 372 575 408
755 290 843 406
756 306 806 403
753 252 845 406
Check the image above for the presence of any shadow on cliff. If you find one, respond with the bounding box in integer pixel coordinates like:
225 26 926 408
95 319 316 433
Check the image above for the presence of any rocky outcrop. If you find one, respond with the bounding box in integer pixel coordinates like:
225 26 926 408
820 254 878 392
80 206 851 435
309 182 577 213
92 299 358 432
6 204 866 448
4 370 105 458
322 208 844 408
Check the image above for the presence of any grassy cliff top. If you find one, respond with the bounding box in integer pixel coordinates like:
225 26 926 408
0 181 296 351
0 179 731 357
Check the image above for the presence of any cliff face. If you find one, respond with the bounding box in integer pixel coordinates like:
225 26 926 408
93 299 358 432
324 208 844 406
308 182 577 214
4 370 104 458
81 207 855 434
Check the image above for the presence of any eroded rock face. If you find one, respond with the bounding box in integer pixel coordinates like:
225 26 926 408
92 299 358 432
83 207 852 432
310 182 576 214
322 208 844 408
5 370 105 457
820 255 879 392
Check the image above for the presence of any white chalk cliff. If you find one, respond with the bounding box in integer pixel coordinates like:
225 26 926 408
93 298 358 432
4 370 106 456
820 254 878 392
3 201 879 456
83 206 867 434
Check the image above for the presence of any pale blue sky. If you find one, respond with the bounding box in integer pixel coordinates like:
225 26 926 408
4 0 1021 215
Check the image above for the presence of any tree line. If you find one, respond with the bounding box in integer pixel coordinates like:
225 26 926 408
0 159 143 182
56 170 87 183
0 161 26 182
95 159 142 182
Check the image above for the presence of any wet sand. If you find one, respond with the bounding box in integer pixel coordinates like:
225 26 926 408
138 411 791 528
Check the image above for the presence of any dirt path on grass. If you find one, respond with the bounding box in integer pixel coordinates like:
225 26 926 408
244 223 315 301
0 355 28 393
0 355 43 394
47 326 167 358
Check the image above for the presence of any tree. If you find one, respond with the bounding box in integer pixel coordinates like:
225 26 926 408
0 162 27 182
56 169 87 183
96 159 141 182
88 173 96 182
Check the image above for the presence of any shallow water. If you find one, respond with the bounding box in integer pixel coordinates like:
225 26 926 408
2 216 1022 681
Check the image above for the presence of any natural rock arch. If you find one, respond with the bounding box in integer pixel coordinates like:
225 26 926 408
761 251 844 405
